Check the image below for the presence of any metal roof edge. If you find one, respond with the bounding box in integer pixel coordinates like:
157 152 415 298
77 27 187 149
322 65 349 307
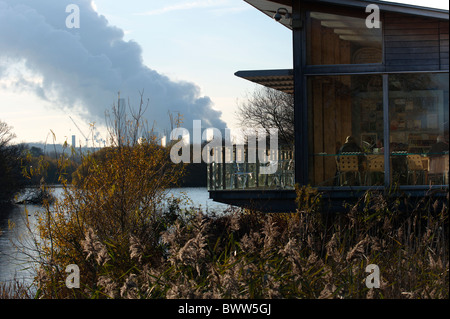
235 69 294 78
244 0 449 21
310 0 449 20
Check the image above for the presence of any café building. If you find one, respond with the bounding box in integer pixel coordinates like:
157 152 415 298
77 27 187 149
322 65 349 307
208 0 449 211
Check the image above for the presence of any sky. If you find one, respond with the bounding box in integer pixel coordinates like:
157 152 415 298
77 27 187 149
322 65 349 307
0 0 448 146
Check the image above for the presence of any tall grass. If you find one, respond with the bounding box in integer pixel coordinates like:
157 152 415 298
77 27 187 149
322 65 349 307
142 187 448 299
5 98 446 299
17 186 445 299
0 279 32 299
2 185 448 299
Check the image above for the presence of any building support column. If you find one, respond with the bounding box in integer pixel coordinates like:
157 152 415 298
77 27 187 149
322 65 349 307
383 74 391 189
292 0 307 185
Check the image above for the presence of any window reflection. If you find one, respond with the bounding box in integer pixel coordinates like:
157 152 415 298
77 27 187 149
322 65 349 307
308 73 449 187
307 12 382 65
389 73 449 186
308 75 383 186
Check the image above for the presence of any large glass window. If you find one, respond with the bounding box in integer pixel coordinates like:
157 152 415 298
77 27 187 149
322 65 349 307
308 75 383 186
389 73 449 186
307 73 449 188
307 12 382 65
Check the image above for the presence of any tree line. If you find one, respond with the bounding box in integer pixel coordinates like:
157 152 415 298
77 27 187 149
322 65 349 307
0 120 28 203
1 87 291 204
0 120 81 204
0 120 207 205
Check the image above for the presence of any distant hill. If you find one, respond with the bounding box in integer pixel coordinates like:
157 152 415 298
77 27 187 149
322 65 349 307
23 142 100 155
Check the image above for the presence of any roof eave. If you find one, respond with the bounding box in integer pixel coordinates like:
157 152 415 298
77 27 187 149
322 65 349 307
314 0 449 20
235 69 294 94
244 0 449 23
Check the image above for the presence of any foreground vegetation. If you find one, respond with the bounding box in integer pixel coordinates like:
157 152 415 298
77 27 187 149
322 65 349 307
1 99 448 299
3 186 448 299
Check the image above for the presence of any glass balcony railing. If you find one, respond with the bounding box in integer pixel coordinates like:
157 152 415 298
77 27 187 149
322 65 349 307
207 147 295 191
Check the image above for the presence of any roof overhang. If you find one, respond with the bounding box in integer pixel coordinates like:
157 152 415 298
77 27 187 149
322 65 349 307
236 1 448 92
244 0 293 29
244 0 449 27
235 69 294 94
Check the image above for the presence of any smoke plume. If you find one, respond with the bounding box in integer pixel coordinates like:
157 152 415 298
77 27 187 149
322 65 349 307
0 0 226 134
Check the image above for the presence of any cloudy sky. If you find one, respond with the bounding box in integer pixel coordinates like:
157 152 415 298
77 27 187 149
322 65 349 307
0 0 448 145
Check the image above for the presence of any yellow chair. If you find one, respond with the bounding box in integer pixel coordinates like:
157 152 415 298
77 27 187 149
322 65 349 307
336 154 362 186
365 155 384 185
406 154 426 185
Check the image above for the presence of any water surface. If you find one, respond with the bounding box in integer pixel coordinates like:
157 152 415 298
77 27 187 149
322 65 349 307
0 187 230 287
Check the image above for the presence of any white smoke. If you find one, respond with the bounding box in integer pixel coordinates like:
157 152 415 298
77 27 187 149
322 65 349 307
0 0 226 133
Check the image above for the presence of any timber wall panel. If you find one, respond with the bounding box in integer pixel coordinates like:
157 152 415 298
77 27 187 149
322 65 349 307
384 13 442 71
310 77 352 186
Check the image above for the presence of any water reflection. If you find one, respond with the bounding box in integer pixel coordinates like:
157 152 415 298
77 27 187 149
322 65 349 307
0 187 229 288
0 204 41 285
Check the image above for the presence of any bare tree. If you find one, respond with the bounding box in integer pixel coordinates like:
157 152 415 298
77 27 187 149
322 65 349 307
106 91 152 147
0 119 16 149
0 120 28 203
236 87 294 146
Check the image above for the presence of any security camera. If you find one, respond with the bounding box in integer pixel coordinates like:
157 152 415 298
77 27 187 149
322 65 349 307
273 12 282 21
273 8 291 22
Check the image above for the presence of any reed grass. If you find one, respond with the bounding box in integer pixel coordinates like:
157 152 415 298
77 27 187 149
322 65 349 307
146 187 448 299
4 186 448 299
0 279 32 299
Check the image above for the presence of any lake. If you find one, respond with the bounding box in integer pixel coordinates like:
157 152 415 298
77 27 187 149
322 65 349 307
0 187 230 287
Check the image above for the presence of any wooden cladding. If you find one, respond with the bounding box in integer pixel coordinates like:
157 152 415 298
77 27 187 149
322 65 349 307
309 18 351 65
307 12 382 65
384 13 449 71
309 76 353 186
306 10 448 71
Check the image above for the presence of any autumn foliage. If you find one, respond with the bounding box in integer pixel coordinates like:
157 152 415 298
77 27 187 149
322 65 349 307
11 96 448 299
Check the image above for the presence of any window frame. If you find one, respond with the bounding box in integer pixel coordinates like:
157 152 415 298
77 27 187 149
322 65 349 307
304 71 449 191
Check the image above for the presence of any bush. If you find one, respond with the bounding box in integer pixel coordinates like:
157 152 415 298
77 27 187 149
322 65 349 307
24 96 185 298
135 188 447 299
31 184 448 299
0 143 29 203
13 97 447 299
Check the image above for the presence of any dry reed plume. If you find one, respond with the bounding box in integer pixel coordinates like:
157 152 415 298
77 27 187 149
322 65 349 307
3 99 447 299
22 186 447 299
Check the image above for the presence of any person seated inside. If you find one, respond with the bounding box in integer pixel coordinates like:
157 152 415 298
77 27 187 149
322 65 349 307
339 136 363 154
